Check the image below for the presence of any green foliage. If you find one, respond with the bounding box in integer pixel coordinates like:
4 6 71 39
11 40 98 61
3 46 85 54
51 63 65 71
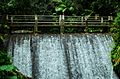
49 0 118 16
0 0 119 15
0 65 16 71
10 76 18 79
0 0 16 14
114 12 120 26
65 28 75 33
111 12 120 43
90 1 115 15
0 49 30 79
55 4 67 13
111 12 120 77
0 51 12 64
0 50 15 78
53 0 75 15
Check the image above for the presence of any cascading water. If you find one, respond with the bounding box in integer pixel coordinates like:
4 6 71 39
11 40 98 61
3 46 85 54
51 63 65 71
31 35 69 79
8 34 118 79
8 35 32 77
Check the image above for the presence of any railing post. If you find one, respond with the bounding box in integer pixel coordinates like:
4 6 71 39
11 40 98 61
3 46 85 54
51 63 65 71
59 15 64 34
95 14 99 20
84 16 88 32
100 16 104 32
6 15 8 21
5 15 8 26
81 16 84 25
101 17 103 24
5 15 10 33
34 15 38 34
108 16 113 27
11 16 13 23
10 15 13 33
108 16 113 32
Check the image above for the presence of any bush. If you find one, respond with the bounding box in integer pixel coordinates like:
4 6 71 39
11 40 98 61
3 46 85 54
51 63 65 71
111 12 120 78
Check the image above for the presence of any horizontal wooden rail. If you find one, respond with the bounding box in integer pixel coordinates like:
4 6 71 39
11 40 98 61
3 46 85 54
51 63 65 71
2 15 114 34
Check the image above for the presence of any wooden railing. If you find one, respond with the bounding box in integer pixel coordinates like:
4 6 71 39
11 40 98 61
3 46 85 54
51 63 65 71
3 15 114 34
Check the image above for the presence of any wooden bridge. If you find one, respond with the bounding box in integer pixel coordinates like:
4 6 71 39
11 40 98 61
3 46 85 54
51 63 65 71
0 15 114 34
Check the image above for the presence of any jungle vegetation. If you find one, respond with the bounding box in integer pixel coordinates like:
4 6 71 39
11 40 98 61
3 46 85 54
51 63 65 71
0 0 119 16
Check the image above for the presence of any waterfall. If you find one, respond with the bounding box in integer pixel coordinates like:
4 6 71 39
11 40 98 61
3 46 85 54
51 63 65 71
8 34 118 79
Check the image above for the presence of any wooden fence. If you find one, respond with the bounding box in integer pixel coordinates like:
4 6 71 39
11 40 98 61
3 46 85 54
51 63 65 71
3 15 114 34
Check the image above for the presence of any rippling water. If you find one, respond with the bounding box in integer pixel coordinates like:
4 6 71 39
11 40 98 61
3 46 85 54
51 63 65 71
8 34 118 79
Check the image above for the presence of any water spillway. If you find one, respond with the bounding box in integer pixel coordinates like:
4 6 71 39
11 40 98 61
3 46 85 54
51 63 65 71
8 34 118 79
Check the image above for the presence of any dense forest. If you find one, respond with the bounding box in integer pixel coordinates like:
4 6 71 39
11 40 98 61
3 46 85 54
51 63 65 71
0 0 120 16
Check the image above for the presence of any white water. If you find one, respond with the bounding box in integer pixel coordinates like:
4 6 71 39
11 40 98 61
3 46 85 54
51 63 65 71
8 34 118 79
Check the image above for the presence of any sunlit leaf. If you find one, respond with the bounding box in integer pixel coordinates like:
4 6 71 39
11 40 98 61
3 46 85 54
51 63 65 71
4 25 9 29
117 47 120 53
9 76 18 79
55 7 63 12
62 8 67 13
59 4 66 8
52 0 62 3
69 7 74 11
0 65 15 71
117 12 120 17
0 36 4 42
